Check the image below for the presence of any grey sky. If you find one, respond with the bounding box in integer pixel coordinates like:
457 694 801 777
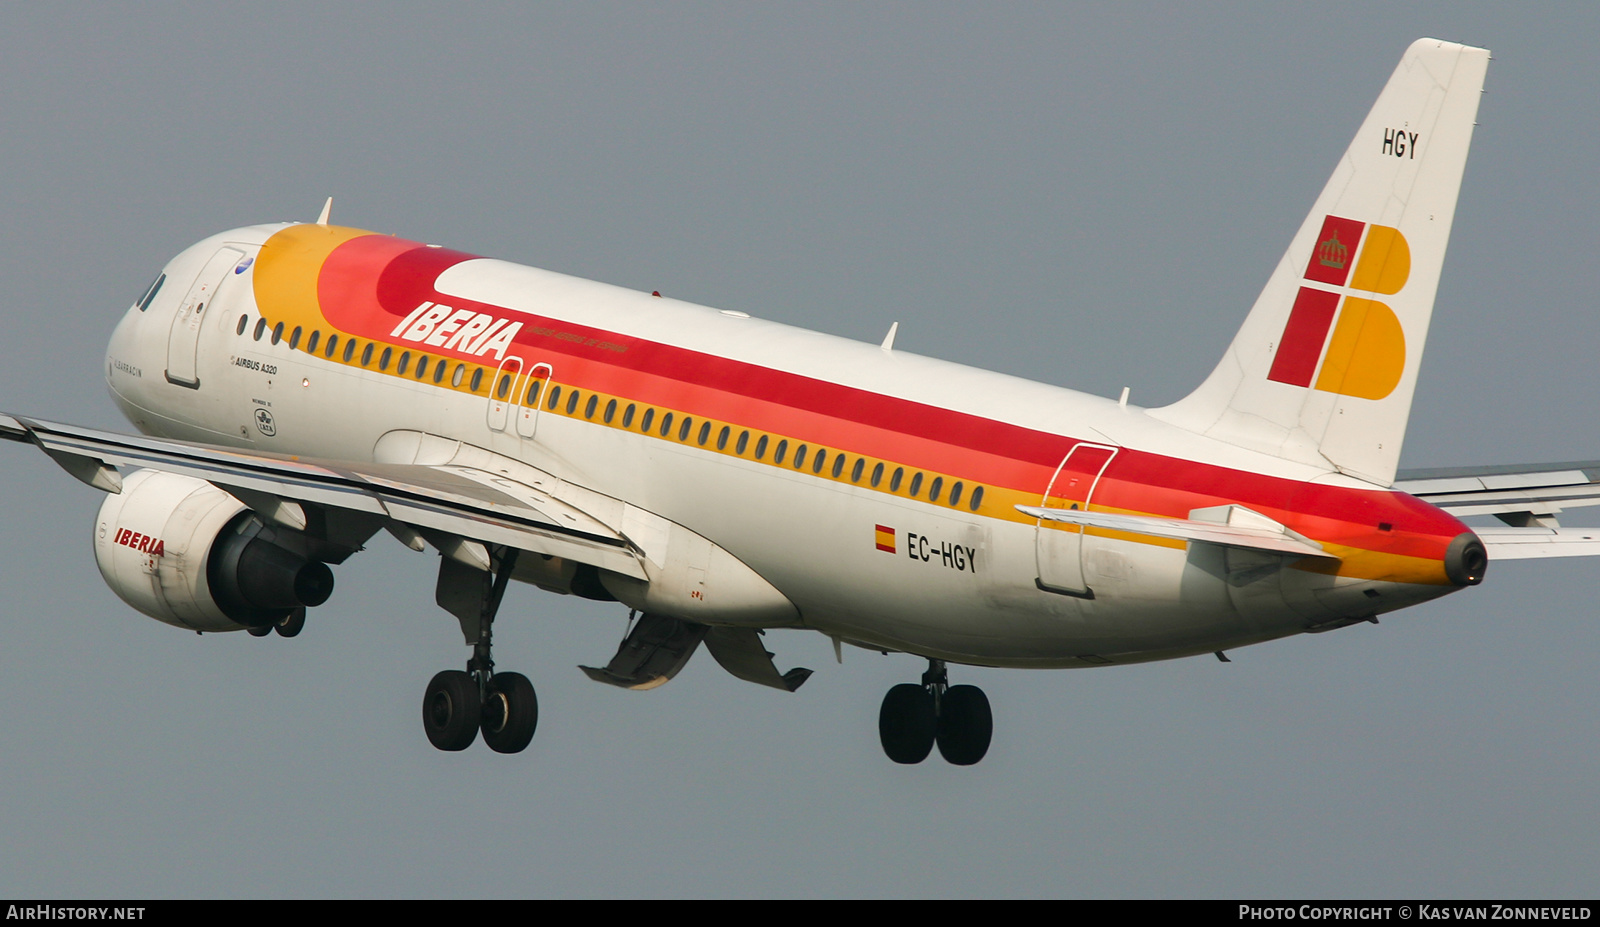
1 3 1596 898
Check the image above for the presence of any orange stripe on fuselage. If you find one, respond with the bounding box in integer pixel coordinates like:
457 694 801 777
245 224 1470 585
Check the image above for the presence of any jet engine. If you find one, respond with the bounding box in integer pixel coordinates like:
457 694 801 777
93 469 334 632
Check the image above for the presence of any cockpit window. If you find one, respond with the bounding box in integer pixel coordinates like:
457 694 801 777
134 274 165 312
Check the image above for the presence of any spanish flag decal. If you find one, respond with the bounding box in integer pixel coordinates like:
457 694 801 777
875 525 896 554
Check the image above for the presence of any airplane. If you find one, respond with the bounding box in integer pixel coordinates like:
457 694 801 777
6 37 1599 766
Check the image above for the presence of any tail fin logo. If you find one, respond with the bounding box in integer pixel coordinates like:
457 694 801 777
1266 215 1410 400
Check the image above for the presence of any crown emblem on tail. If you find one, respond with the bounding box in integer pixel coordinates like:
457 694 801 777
1317 230 1349 269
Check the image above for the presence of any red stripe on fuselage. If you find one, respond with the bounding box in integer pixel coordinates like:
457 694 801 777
306 233 1468 561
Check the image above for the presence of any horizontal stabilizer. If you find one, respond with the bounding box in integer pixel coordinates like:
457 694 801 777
1016 504 1337 560
1476 527 1600 561
1395 461 1600 526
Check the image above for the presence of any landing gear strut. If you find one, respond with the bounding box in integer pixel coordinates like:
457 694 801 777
422 546 538 754
878 659 992 766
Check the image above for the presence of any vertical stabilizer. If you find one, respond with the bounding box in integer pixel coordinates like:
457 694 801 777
1150 39 1488 486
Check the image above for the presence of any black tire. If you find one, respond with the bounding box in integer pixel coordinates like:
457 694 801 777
273 607 306 638
423 670 480 751
879 683 936 764
246 624 272 637
481 672 538 754
936 684 992 766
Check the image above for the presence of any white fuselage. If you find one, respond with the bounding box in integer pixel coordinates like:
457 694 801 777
102 224 1467 668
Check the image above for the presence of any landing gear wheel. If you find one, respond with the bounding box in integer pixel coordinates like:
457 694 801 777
879 683 937 764
274 607 305 638
481 672 538 754
246 624 272 637
936 684 992 766
423 670 480 751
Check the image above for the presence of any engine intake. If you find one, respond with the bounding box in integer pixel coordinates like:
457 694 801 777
94 469 335 631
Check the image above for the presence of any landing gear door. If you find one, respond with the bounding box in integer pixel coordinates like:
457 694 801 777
165 246 245 389
516 363 553 439
1034 443 1118 598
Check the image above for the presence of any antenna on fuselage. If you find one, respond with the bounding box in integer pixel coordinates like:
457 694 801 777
315 196 333 226
880 321 899 353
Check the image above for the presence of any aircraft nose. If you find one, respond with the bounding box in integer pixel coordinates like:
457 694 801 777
1444 532 1488 586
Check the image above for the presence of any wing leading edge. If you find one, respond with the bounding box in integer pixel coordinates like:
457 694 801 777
0 412 647 580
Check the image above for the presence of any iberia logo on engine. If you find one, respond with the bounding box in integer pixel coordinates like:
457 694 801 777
115 528 164 557
1267 215 1410 400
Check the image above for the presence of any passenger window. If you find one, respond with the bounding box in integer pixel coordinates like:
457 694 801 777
360 343 374 366
566 391 580 415
814 452 827 474
622 404 635 427
469 368 483 392
909 473 923 497
641 408 655 432
870 462 884 487
890 467 904 492
604 399 617 423
497 373 512 400
236 315 248 336
344 340 356 363
433 360 447 383
928 477 943 502
851 459 864 483
735 430 748 454
326 334 338 358
289 326 302 350
398 351 410 376
254 318 267 341
831 454 844 478
585 395 598 419
379 347 392 371
525 379 542 405
714 425 727 449
753 434 767 459
452 364 465 387
272 322 284 345
969 486 984 511
774 439 787 465
794 444 808 469
416 356 428 379
679 417 693 442
547 385 561 409
306 331 320 354
949 482 963 507
698 422 711 446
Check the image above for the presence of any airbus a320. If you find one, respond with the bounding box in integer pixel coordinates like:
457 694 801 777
8 38 1594 765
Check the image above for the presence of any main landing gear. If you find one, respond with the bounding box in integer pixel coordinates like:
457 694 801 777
245 606 306 638
878 659 992 766
422 547 539 754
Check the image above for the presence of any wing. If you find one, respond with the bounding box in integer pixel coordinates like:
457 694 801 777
1395 461 1600 560
0 411 647 580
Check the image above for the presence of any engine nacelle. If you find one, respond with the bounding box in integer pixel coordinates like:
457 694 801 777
94 469 334 632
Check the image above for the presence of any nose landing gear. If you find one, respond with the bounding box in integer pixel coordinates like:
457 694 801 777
878 659 992 766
